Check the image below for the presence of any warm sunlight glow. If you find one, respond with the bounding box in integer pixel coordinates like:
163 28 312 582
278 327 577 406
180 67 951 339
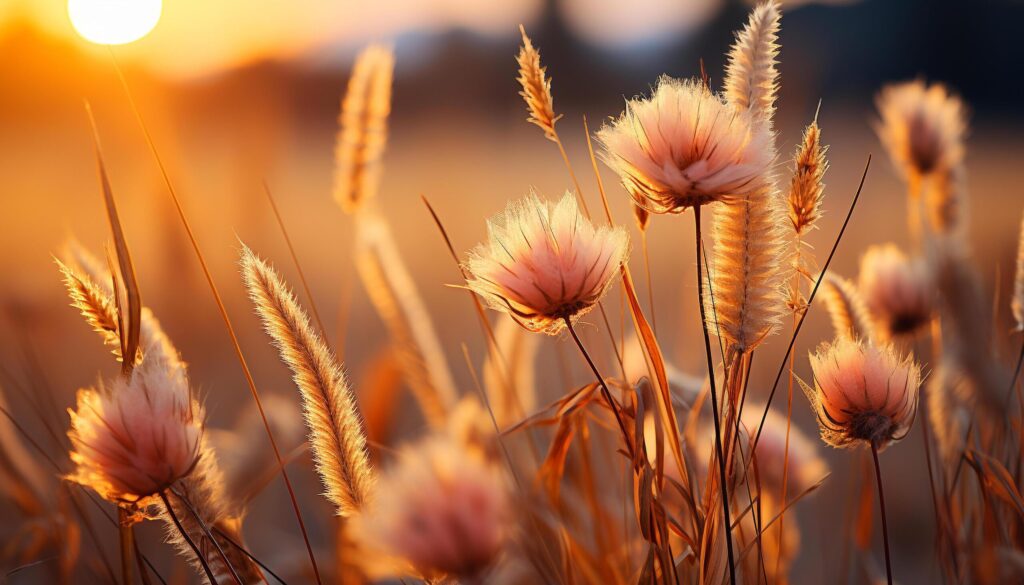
68 0 161 45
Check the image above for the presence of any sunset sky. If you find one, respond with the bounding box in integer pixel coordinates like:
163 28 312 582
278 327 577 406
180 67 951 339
0 0 861 78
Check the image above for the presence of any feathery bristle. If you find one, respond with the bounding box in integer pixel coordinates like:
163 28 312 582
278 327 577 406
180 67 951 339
355 212 458 427
818 272 873 342
724 0 781 123
57 258 123 360
333 44 394 214
787 118 828 235
241 244 374 516
516 25 560 141
707 184 788 356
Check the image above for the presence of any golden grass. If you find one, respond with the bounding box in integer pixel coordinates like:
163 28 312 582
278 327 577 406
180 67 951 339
241 244 374 517
10 3 1023 584
333 45 394 214
354 212 458 428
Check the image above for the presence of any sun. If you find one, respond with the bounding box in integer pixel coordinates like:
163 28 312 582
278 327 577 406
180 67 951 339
68 0 162 45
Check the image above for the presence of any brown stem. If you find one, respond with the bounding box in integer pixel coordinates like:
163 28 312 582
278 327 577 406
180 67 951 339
118 507 134 585
564 318 635 459
160 491 216 585
693 205 737 585
871 442 894 585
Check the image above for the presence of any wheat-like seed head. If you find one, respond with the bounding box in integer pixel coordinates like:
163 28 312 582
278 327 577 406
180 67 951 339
241 245 374 517
818 272 873 342
56 258 123 360
355 212 459 427
787 118 828 235
333 44 394 214
724 0 781 124
707 183 788 356
516 25 560 141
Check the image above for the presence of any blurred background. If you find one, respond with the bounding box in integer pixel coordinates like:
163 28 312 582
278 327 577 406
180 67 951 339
2 0 1023 582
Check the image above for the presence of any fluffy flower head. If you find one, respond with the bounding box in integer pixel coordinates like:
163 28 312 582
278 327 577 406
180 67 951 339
67 359 202 503
598 76 773 213
354 437 508 579
806 338 921 449
858 244 933 339
876 79 966 179
465 192 628 334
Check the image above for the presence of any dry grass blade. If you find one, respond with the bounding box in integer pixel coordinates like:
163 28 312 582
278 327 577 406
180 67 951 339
354 211 458 427
724 0 781 123
84 104 141 376
333 44 394 214
516 25 560 141
964 450 1024 521
241 244 374 516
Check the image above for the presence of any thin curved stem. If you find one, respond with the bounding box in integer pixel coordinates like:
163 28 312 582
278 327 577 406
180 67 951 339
160 491 216 585
693 205 737 585
564 318 634 459
870 442 894 585
170 487 244 585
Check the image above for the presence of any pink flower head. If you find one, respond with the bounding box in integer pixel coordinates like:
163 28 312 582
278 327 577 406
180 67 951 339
67 358 202 504
876 80 966 179
598 76 773 213
465 191 628 335
355 437 508 579
806 338 921 449
859 244 934 339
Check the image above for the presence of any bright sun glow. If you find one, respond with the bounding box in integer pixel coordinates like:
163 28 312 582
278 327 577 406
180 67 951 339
68 0 161 45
